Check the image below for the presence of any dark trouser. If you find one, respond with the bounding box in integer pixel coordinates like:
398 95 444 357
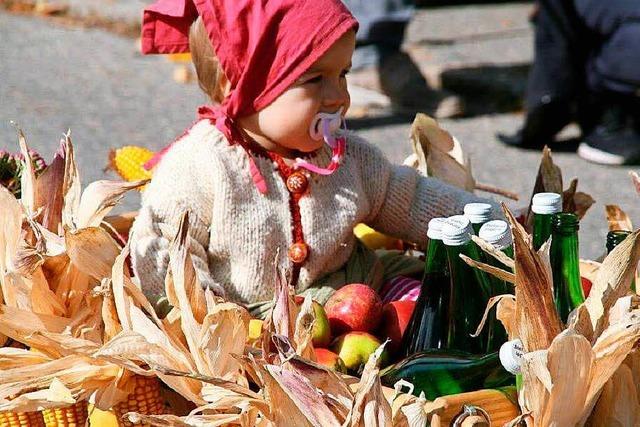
527 0 640 114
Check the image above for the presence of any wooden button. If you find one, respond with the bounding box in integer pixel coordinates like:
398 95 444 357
286 172 308 194
288 242 309 264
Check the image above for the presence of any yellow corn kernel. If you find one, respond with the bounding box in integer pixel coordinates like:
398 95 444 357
113 376 166 426
166 53 192 63
0 410 45 427
109 146 154 183
41 402 87 427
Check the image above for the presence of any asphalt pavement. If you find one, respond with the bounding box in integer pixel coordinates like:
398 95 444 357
2 7 639 260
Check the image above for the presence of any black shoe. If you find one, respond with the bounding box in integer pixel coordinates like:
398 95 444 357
577 102 640 165
498 99 573 149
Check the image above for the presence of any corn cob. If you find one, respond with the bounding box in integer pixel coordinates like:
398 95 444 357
112 376 165 426
108 146 154 184
0 411 45 427
41 402 87 427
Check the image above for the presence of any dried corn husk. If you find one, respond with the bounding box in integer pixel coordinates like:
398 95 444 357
605 204 633 231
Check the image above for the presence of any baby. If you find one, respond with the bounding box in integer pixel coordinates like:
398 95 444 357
130 0 495 313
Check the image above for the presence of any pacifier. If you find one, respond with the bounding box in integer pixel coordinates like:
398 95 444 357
294 108 346 175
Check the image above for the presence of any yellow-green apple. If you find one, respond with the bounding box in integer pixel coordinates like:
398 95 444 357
377 300 416 355
331 331 388 373
324 284 383 334
295 296 332 347
314 348 347 373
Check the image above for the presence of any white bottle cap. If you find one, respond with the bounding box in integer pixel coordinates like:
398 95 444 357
463 203 493 224
427 217 448 240
441 215 473 246
531 193 562 215
479 220 512 250
499 338 524 375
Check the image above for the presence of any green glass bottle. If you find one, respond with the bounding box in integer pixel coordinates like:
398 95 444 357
532 192 562 251
442 215 493 354
551 213 584 322
479 220 514 260
401 218 450 357
380 349 514 400
478 220 512 351
424 218 449 275
464 202 493 234
607 230 635 292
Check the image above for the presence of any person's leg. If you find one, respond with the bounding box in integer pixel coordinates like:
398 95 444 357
575 0 640 164
345 0 463 117
500 0 590 149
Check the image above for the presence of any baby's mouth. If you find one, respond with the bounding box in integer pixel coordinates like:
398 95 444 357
294 108 347 175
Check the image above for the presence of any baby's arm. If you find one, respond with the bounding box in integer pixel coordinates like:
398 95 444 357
129 138 225 304
353 134 499 246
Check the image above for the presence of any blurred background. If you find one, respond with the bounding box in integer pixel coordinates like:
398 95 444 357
1 0 639 260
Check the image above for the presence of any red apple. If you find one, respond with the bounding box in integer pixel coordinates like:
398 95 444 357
294 296 332 347
324 284 383 334
581 276 592 298
314 348 347 373
331 332 388 373
377 300 416 355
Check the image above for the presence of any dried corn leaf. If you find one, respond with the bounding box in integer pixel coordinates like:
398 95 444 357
586 364 640 426
471 235 515 270
61 132 81 231
623 350 640 403
524 147 563 232
253 362 310 426
0 354 119 412
168 212 207 324
410 113 475 191
124 413 191 427
0 185 22 274
96 331 203 405
563 179 595 220
471 294 514 338
30 267 66 316
266 364 343 426
541 331 593 426
579 260 601 286
577 230 640 341
496 295 518 340
75 179 148 229
34 143 66 233
199 302 250 380
17 128 37 215
343 344 392 427
0 305 71 344
504 204 562 351
294 295 316 360
586 309 640 409
0 347 51 369
269 267 299 345
459 254 515 284
65 226 121 281
605 204 633 231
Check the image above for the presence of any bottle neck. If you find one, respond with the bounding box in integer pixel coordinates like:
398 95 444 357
550 213 583 322
607 230 631 254
532 213 554 250
425 238 448 275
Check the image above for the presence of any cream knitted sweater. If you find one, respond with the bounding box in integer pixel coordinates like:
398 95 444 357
130 119 495 305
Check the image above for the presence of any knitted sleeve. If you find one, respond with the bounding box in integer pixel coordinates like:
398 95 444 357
129 132 225 304
350 133 499 246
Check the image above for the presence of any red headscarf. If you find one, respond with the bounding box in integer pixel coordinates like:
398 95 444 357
141 0 358 193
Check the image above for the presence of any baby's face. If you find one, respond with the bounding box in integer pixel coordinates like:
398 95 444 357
240 31 355 155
